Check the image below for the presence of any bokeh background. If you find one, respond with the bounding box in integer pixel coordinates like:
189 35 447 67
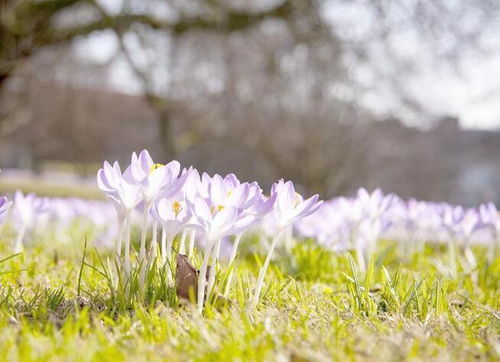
1 0 499 205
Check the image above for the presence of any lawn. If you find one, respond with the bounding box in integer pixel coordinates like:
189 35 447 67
0 233 497 361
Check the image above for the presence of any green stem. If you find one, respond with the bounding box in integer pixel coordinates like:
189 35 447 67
197 238 214 313
206 238 221 299
188 229 196 258
139 201 151 261
251 228 286 310
224 232 243 297
178 229 188 254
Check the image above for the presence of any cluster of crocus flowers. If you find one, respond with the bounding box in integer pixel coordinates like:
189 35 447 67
2 157 498 310
296 189 499 273
297 189 395 273
1 193 118 251
97 150 322 311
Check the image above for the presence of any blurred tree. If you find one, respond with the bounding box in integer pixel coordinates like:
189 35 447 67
0 0 291 88
1 0 499 196
1 0 293 161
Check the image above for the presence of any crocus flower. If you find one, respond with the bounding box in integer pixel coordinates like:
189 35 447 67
270 180 322 229
439 205 483 273
188 197 240 245
222 180 277 297
187 173 266 312
151 192 192 263
178 167 202 257
441 205 483 244
97 160 142 215
251 180 321 309
0 169 12 223
295 200 351 252
479 203 500 238
125 150 187 263
334 189 395 273
386 198 442 257
97 160 142 272
478 203 500 262
11 191 49 253
0 196 12 219
127 150 184 203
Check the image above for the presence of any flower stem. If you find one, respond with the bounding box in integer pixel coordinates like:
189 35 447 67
463 237 477 271
197 238 214 313
139 201 151 261
148 221 158 260
123 211 131 275
188 229 196 258
161 228 167 264
13 224 27 254
115 215 125 257
178 229 188 254
166 233 174 262
251 228 286 310
206 238 221 299
224 232 243 297
355 239 367 274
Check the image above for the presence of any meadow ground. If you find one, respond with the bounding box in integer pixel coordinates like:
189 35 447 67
0 232 497 362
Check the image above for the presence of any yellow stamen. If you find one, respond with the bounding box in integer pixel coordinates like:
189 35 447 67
210 204 225 214
172 201 182 217
295 192 302 207
149 163 164 174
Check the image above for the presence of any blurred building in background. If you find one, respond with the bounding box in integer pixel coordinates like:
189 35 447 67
1 0 499 205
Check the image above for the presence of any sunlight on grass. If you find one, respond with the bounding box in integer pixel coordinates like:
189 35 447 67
0 235 497 361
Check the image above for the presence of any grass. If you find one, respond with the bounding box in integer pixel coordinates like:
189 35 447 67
0 180 103 200
0 231 498 361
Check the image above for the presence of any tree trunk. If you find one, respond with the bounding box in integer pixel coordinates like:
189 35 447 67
0 72 9 90
157 108 177 160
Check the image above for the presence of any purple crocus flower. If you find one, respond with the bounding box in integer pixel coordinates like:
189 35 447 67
12 191 50 253
478 203 499 262
440 204 483 273
479 203 500 237
175 167 203 256
97 160 143 272
188 196 241 243
295 200 350 252
336 189 395 273
97 160 142 215
125 150 188 265
186 173 268 312
386 198 441 256
151 191 192 263
189 194 242 312
270 179 322 229
0 196 12 220
189 174 277 245
251 180 321 309
441 205 482 243
222 179 277 298
0 168 12 222
127 150 184 203
356 188 394 219
241 182 277 220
